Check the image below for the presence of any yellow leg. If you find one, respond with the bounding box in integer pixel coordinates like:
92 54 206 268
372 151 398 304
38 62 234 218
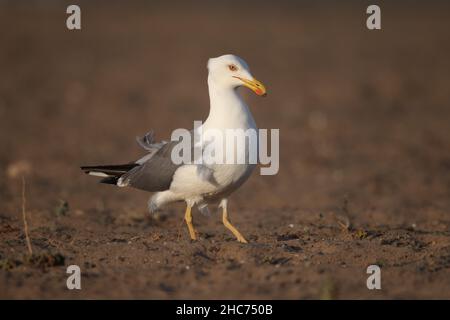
222 207 248 243
184 205 197 240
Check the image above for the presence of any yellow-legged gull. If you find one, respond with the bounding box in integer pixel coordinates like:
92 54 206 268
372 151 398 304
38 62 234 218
81 54 267 243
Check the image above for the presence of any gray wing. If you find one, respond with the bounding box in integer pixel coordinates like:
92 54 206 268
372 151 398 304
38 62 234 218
119 141 180 191
118 130 196 192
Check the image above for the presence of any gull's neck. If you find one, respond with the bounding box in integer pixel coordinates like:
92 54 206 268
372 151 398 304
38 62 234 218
204 77 256 130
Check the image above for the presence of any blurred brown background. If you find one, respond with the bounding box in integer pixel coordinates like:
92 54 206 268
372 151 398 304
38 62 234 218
1 1 450 299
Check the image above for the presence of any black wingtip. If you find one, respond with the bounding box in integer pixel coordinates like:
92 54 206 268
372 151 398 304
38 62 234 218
99 177 119 185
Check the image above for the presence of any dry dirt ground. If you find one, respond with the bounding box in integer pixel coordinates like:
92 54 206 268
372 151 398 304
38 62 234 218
1 1 450 299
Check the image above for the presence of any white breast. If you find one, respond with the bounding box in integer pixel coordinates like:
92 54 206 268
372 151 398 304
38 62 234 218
170 121 257 200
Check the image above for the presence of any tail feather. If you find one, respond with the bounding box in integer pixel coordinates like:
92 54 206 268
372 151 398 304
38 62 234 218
81 163 138 185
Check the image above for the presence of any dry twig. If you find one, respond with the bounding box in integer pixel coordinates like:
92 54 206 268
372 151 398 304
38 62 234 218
21 176 33 255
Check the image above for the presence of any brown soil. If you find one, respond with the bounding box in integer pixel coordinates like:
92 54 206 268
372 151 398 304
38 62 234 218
1 1 450 299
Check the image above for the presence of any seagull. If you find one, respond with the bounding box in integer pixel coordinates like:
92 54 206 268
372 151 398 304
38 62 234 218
81 54 266 243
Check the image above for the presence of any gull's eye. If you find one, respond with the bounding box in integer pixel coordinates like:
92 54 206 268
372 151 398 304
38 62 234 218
228 64 238 72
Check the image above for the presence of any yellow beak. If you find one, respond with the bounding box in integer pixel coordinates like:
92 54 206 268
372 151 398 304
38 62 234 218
233 76 267 97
